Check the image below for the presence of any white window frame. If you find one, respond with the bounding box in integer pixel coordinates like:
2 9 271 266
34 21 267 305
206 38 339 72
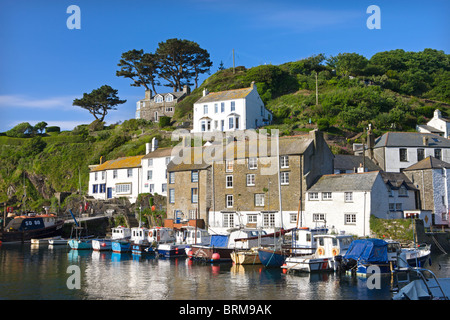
322 192 332 200
223 213 234 228
226 195 233 208
309 192 319 200
281 172 289 185
169 189 175 204
280 156 289 168
246 174 255 186
248 157 258 170
255 194 265 207
226 175 233 188
263 213 275 227
345 213 356 225
313 213 326 222
344 192 353 202
115 183 131 194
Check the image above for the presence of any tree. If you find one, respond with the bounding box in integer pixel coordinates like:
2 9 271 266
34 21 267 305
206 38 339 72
34 121 48 135
5 122 33 138
156 38 212 91
116 49 160 93
73 85 126 122
335 53 368 77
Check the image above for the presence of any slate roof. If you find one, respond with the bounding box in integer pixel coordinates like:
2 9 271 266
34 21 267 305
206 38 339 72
403 156 450 171
416 124 444 134
142 147 173 160
194 86 253 104
307 171 380 192
334 154 381 172
91 155 144 172
379 171 417 190
374 132 450 148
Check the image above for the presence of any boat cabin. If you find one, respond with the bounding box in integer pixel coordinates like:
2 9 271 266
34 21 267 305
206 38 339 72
291 227 329 254
314 234 354 258
111 226 131 240
147 227 176 244
131 227 149 244
228 229 273 250
4 214 58 232
185 228 211 245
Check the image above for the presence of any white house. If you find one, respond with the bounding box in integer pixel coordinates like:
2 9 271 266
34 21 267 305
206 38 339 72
370 132 450 172
191 82 272 133
305 171 391 237
380 171 418 218
140 138 173 197
88 155 144 204
417 109 450 138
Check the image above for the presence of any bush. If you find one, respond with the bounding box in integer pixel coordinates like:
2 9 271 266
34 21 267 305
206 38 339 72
317 118 330 131
158 116 171 128
46 126 61 133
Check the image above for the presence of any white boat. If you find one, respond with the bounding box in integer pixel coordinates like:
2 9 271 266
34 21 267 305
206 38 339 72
48 238 69 245
111 226 131 240
31 236 62 245
158 226 210 258
92 238 113 251
282 234 354 273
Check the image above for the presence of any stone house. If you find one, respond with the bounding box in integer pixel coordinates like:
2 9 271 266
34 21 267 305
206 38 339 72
333 154 380 174
417 109 450 138
368 131 450 172
166 130 334 233
135 85 190 122
379 171 418 218
403 156 450 227
191 82 272 133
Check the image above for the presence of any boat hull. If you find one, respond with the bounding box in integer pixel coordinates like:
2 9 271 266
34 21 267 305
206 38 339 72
112 240 131 253
158 244 189 258
0 220 64 243
187 245 233 262
131 242 154 255
258 248 288 267
283 257 334 273
68 239 92 250
231 251 261 265
92 239 112 251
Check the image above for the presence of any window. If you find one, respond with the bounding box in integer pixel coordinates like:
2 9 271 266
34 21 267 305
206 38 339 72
248 214 258 224
191 188 198 203
161 183 167 193
165 107 173 113
246 174 255 186
281 172 289 185
226 160 234 172
92 184 98 194
417 148 425 162
226 195 234 208
313 213 326 222
263 213 275 227
203 105 208 114
248 157 257 169
148 159 153 166
223 213 234 228
395 203 402 211
169 172 175 184
229 117 234 129
309 192 319 200
255 194 265 206
398 186 408 197
344 192 353 202
165 157 171 165
280 156 289 168
94 172 98 181
399 148 408 162
169 189 175 203
221 102 225 113
99 184 106 193
113 170 118 179
127 169 133 178
388 187 393 197
166 94 173 102
345 214 356 225
155 95 163 103
322 192 332 200
290 213 297 223
389 203 395 211
201 120 206 132
101 171 105 180
149 184 154 193
235 116 239 130
191 170 199 183
435 148 442 160
147 170 153 180
214 120 218 129
226 175 233 188
116 184 131 194
231 101 235 111
214 103 218 113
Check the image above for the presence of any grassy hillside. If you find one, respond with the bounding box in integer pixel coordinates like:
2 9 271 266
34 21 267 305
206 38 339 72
1 48 448 211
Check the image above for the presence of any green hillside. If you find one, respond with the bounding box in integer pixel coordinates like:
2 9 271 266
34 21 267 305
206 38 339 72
0 48 448 211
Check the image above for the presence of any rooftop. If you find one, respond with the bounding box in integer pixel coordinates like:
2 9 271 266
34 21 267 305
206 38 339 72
194 86 253 104
403 156 450 171
91 155 144 172
374 132 450 148
307 171 380 192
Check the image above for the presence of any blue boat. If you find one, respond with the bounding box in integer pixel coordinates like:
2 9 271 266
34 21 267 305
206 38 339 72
342 238 391 275
157 243 190 257
258 247 289 267
92 239 112 251
132 243 155 255
112 240 131 253
68 239 92 250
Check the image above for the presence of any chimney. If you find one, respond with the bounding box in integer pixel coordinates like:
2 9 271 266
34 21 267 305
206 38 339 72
183 85 191 95
146 143 151 155
251 81 256 89
203 88 209 97
151 137 158 152
423 136 429 146
145 89 152 100
367 124 375 159
357 163 365 173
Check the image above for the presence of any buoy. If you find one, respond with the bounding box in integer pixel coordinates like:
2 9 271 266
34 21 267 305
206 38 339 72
101 243 106 247
187 250 193 258
212 253 220 261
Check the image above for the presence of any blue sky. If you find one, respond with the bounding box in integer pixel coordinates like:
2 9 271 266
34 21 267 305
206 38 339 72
0 0 448 132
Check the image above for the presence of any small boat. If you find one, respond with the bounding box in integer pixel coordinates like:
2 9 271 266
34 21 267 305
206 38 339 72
187 234 233 262
130 227 152 255
282 234 354 273
158 227 210 258
92 239 112 251
48 238 69 245
31 236 62 245
386 240 431 268
111 226 131 240
258 227 329 268
68 238 92 250
231 248 261 265
0 214 64 244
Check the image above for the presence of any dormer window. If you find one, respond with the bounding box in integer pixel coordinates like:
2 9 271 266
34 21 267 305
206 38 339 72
166 94 173 102
155 95 163 103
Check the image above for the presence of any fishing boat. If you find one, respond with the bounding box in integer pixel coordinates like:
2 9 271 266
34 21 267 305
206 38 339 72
282 234 354 273
92 238 112 251
131 227 152 255
68 238 92 250
0 214 64 244
112 240 131 253
111 226 131 240
229 228 276 265
231 248 261 265
187 234 233 262
158 227 210 258
386 240 432 268
258 227 329 268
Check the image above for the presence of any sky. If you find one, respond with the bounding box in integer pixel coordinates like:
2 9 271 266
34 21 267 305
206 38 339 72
0 0 448 132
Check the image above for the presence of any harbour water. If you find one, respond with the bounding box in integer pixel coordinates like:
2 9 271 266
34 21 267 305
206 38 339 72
1 243 449 301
